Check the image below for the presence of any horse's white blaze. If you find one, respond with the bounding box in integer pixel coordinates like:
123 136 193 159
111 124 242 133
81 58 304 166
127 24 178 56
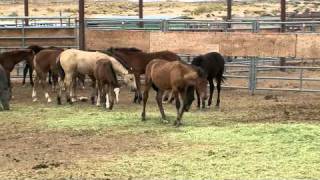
45 92 49 99
114 88 120 103
106 94 110 109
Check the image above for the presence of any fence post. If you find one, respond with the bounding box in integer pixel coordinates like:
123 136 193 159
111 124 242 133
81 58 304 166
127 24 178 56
249 57 257 95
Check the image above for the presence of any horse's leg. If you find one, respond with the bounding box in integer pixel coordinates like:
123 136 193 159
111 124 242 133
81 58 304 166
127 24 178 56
196 89 200 108
174 92 185 127
32 72 39 102
57 78 63 105
168 90 175 103
70 74 78 103
90 77 96 105
155 90 166 120
208 79 214 107
48 70 52 86
141 81 152 121
96 81 102 107
216 78 221 107
136 75 143 104
22 63 28 86
41 73 52 103
108 85 115 110
52 74 59 92
29 65 34 87
114 87 120 103
64 73 73 104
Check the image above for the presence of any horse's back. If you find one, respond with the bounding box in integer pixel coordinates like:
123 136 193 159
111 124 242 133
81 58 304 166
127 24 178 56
192 52 225 78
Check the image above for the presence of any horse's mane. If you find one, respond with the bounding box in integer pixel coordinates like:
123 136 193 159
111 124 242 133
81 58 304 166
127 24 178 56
110 47 143 52
27 45 45 53
100 50 133 71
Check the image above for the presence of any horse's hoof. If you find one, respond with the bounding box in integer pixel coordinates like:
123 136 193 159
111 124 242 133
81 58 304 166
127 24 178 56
47 98 52 103
32 98 38 102
174 121 182 127
71 98 77 103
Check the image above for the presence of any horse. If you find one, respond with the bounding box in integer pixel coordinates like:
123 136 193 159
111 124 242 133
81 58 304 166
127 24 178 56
141 59 208 127
94 59 120 110
23 45 62 86
31 49 64 103
191 52 225 108
104 47 181 103
0 49 34 88
0 65 11 110
56 49 137 105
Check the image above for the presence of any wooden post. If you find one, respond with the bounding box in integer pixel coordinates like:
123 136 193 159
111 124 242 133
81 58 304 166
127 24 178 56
280 0 286 71
79 0 85 50
226 0 232 28
138 0 144 28
24 0 29 26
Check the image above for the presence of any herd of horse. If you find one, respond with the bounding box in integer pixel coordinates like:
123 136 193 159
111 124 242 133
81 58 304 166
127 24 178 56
0 45 225 126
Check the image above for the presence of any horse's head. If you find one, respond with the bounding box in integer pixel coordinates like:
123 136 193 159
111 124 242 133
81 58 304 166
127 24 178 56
123 73 137 91
194 67 208 104
184 86 195 112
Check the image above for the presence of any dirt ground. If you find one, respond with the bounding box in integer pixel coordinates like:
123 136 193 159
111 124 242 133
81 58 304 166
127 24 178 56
1 82 320 179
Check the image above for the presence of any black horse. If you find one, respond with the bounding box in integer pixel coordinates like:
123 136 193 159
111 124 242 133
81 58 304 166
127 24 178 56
191 52 225 108
0 64 11 110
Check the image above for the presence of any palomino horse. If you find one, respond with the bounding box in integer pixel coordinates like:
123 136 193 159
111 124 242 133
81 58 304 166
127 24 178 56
0 49 34 88
31 49 64 103
0 65 10 110
104 47 181 103
57 49 137 105
94 59 120 110
192 52 225 108
141 60 208 127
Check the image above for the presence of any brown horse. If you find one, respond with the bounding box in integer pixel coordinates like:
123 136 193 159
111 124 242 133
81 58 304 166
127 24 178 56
0 49 34 88
24 45 64 86
94 59 120 110
104 47 181 103
141 60 208 127
31 49 64 103
57 49 136 105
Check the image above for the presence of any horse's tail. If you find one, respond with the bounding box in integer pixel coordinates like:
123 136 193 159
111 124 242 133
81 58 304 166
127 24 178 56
56 55 65 81
217 63 226 84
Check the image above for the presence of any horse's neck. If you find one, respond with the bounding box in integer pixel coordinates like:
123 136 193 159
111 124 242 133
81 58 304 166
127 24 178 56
108 56 129 76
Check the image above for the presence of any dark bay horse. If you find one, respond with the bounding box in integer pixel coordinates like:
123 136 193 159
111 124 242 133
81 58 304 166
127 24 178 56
32 49 64 103
142 60 208 127
104 47 181 103
191 52 225 108
94 59 120 110
0 49 34 88
0 65 11 110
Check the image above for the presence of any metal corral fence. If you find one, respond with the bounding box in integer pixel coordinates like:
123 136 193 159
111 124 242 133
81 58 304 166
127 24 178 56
179 55 320 94
1 17 320 94
86 18 320 33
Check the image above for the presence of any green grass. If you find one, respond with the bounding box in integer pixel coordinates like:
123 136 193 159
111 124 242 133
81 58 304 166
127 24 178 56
1 99 320 179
